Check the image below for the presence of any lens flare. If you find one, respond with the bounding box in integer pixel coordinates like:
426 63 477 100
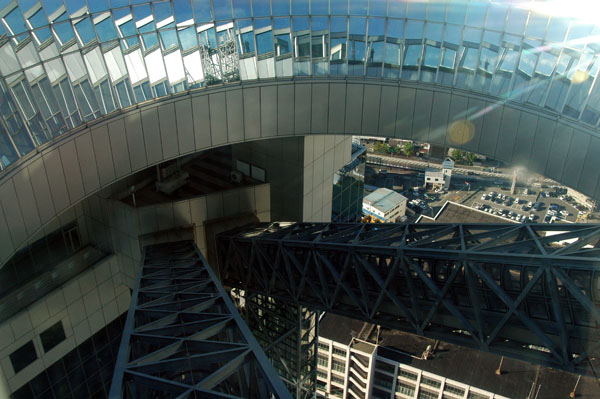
571 70 589 84
447 120 475 146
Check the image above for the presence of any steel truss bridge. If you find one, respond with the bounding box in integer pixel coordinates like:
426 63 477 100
217 222 600 374
109 241 291 399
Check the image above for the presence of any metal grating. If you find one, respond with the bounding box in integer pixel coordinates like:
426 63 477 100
109 240 291 398
217 222 600 374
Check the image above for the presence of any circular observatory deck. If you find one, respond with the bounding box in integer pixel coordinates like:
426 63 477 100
0 0 600 263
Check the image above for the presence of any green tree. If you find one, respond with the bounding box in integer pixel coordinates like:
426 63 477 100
451 149 464 162
374 142 390 154
402 142 415 156
465 152 477 165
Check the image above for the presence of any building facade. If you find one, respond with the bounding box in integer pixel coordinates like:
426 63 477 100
362 188 407 222
0 0 598 397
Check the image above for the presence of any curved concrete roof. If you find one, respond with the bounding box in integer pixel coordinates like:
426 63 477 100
0 78 599 265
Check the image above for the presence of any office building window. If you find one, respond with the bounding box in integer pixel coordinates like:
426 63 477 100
40 321 66 353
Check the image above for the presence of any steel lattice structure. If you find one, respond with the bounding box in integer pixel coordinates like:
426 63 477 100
217 222 600 374
109 240 291 399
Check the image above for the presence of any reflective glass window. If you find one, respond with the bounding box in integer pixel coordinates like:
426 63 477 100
272 0 290 15
483 30 502 46
485 4 507 31
253 0 271 17
461 47 478 70
4 6 28 42
240 30 255 54
192 0 213 22
28 9 52 44
441 47 456 68
292 0 309 14
446 1 466 25
96 16 118 42
536 52 558 76
173 0 193 23
214 0 233 20
424 45 440 67
256 30 274 55
444 24 461 45
567 23 593 50
233 0 252 18
369 0 388 17
160 27 179 50
546 17 569 43
75 17 97 45
479 47 497 73
499 49 518 72
10 341 37 373
526 14 548 39
178 26 198 50
53 18 75 44
425 23 443 42
463 28 481 44
505 9 528 36
388 0 405 18
275 33 292 56
404 45 421 67
427 2 446 22
118 19 138 47
519 48 538 76
40 321 66 353
466 2 487 28
407 1 426 20
350 0 368 16
0 125 18 171
405 21 423 40
348 17 366 61
295 34 310 57
199 26 217 48
139 22 159 50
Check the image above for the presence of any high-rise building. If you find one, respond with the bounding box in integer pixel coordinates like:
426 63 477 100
0 0 598 398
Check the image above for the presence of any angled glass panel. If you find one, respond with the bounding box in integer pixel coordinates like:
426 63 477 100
28 8 52 44
178 26 198 51
526 14 548 39
256 29 274 55
75 17 97 45
0 124 18 171
253 0 271 17
96 15 118 43
192 0 213 22
369 0 388 17
4 6 29 43
505 8 528 36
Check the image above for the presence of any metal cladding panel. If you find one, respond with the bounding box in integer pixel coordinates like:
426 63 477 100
108 119 132 178
530 117 556 175
158 103 179 159
42 150 70 213
429 91 451 146
226 89 244 143
261 85 277 137
328 83 346 133
124 112 148 172
0 205 13 264
0 180 26 248
445 94 469 148
378 85 398 136
494 107 520 163
295 83 311 134
12 168 40 235
243 87 260 140
277 84 294 135
75 133 100 195
511 112 538 166
140 108 163 165
345 84 363 134
192 95 212 149
545 125 573 182
579 135 600 196
395 87 415 138
464 97 485 153
479 102 503 156
90 124 116 187
27 157 55 224
59 140 85 204
563 130 590 188
311 83 329 133
210 92 228 145
175 99 195 153
412 89 433 142
361 84 381 135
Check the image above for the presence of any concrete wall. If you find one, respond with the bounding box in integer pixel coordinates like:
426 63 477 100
82 184 271 288
0 255 129 394
2 79 597 266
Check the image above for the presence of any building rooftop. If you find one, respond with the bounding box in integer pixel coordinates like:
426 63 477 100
363 188 407 214
319 314 600 399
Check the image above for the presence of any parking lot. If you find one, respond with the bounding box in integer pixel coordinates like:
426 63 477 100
470 187 581 224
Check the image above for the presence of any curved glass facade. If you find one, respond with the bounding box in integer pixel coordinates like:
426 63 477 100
0 0 598 172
